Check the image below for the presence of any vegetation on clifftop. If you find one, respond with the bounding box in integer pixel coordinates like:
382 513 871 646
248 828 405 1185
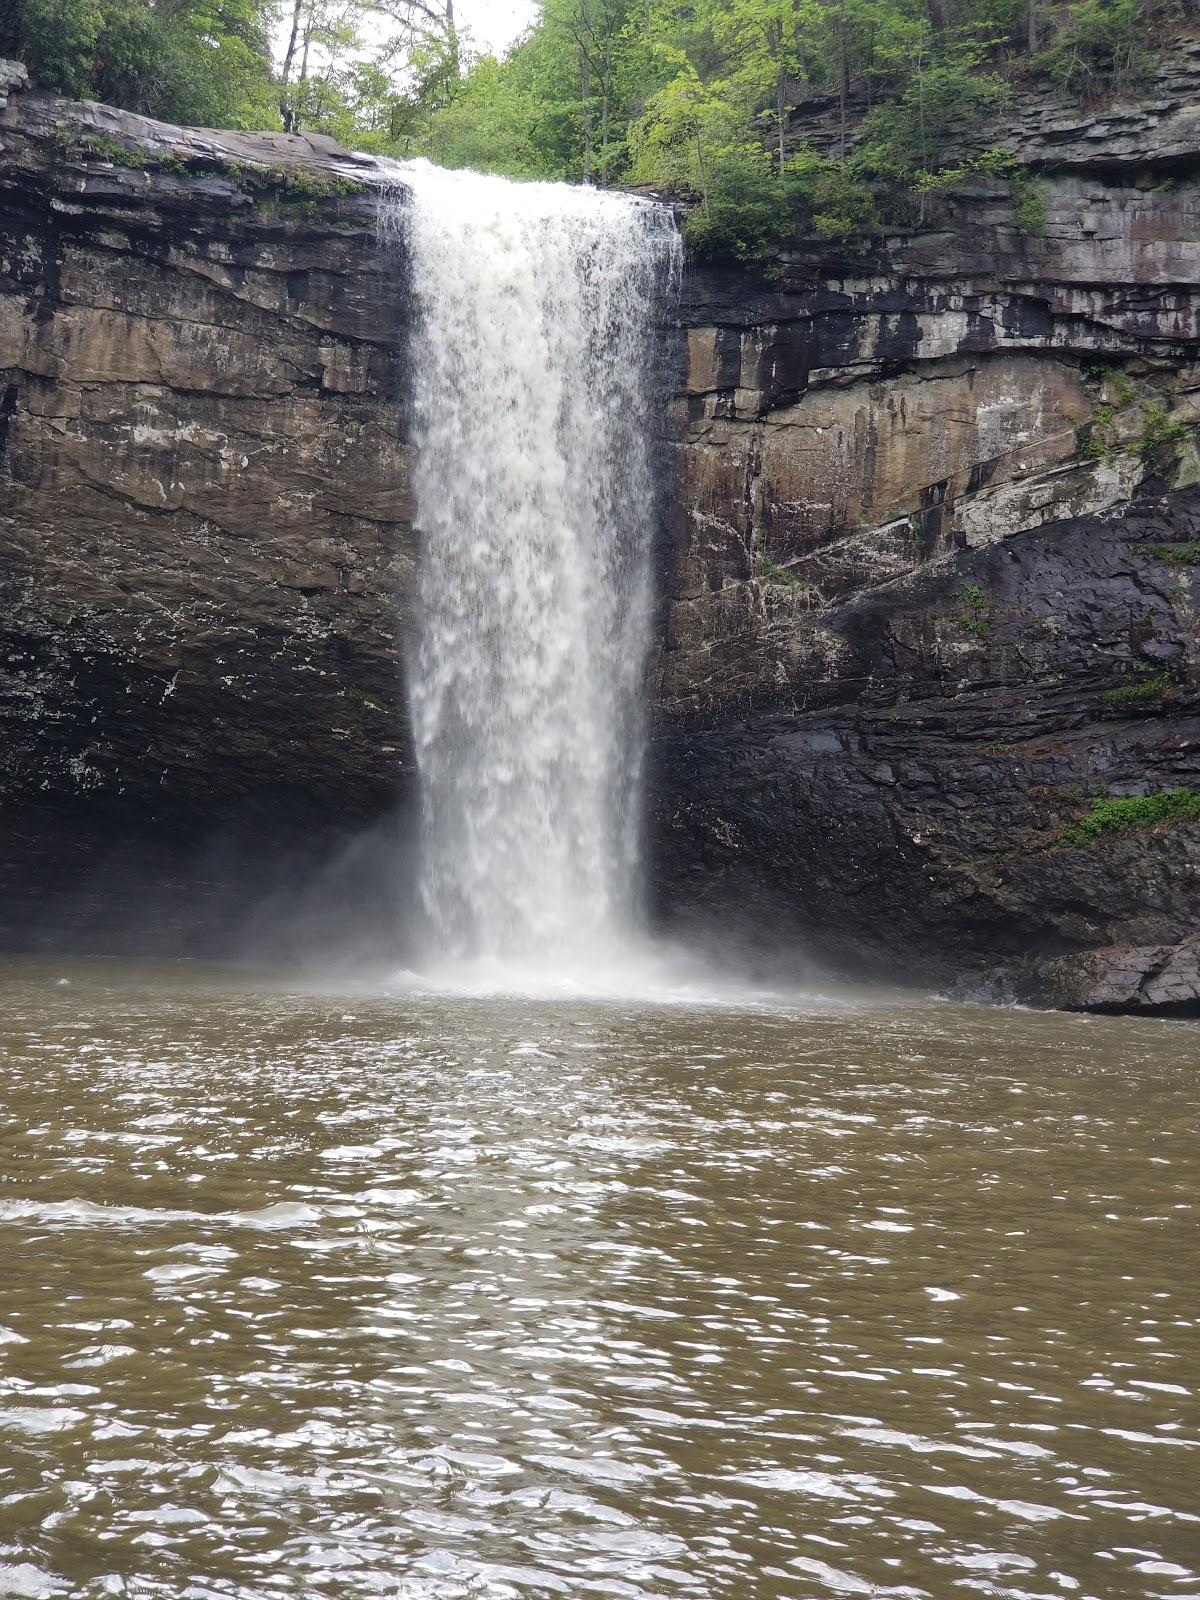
1 0 1186 261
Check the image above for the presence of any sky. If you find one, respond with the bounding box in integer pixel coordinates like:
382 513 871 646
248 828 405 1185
455 0 540 55
275 2 538 73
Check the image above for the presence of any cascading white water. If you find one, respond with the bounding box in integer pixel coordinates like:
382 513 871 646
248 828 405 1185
380 162 680 986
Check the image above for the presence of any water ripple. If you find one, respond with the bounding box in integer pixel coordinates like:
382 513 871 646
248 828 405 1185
0 963 1197 1598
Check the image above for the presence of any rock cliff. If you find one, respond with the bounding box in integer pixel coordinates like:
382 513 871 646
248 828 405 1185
0 82 417 946
656 44 1200 1008
2 60 1198 1006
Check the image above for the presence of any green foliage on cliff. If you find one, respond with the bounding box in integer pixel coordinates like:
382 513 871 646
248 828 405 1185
1102 670 1175 707
1 0 278 127
1039 0 1150 91
3 0 1182 262
853 51 1011 179
1057 788 1200 848
956 582 990 638
1138 542 1200 565
1137 402 1192 455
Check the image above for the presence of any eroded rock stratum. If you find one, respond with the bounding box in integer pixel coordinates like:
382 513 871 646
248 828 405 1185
2 60 1199 1006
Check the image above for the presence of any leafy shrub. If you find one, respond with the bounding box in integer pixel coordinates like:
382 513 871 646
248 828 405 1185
1137 542 1200 566
956 582 990 637
1137 402 1191 455
681 150 795 264
1039 0 1151 93
1102 670 1174 706
1012 178 1049 236
785 148 879 241
1057 788 1200 847
632 79 794 265
854 55 1011 180
1087 366 1135 406
911 147 1019 194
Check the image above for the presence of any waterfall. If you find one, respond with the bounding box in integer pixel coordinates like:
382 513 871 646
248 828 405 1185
380 162 680 986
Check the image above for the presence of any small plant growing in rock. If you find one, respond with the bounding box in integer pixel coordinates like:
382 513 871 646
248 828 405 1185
957 582 990 638
757 553 802 586
76 132 147 168
1102 669 1175 707
346 686 393 714
1137 402 1191 456
1056 788 1200 848
1086 365 1134 406
1081 401 1116 460
1137 541 1200 566
1012 178 1049 237
67 134 191 177
251 169 368 218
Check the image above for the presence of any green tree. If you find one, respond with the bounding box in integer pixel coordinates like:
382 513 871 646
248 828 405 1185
541 0 633 180
630 71 787 258
704 0 812 170
1038 0 1146 90
853 41 1009 176
414 15 585 174
417 53 563 174
1 0 279 127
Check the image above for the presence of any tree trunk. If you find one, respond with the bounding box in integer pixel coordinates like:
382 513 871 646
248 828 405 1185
838 0 848 160
580 43 593 183
279 0 305 132
777 68 786 171
597 18 612 181
764 16 787 172
445 0 460 78
294 1 314 133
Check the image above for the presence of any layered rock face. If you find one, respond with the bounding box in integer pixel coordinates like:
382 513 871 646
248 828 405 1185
1 61 1198 1003
654 45 1200 1007
0 86 415 945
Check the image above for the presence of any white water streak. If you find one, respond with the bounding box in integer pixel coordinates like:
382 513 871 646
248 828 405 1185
381 163 679 984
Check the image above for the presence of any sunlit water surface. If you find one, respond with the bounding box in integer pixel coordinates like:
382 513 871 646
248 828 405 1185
1 960 1198 1599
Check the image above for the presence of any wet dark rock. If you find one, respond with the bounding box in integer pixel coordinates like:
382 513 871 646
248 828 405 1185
0 74 413 856
1023 935 1200 1014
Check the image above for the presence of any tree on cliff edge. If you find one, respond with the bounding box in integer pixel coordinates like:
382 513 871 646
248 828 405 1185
277 0 460 134
0 0 279 127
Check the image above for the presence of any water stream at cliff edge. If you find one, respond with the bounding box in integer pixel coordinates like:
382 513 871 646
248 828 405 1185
380 164 681 996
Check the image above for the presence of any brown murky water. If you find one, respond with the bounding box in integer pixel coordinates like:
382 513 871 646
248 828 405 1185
1 960 1198 1599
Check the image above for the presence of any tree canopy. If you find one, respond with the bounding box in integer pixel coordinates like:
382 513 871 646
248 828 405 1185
1 0 1181 261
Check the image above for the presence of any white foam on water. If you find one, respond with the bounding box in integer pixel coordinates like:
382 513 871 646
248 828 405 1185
378 935 883 1013
0 1198 324 1230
